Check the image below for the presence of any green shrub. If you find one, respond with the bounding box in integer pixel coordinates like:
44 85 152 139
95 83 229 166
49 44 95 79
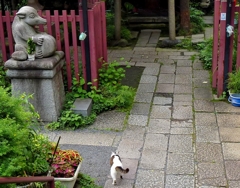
228 69 240 93
0 55 11 90
190 6 205 34
0 87 33 127
77 173 102 188
47 60 135 130
197 37 213 69
106 12 132 42
0 86 52 178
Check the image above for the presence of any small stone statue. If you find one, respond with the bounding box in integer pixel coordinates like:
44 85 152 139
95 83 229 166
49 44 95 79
11 6 56 61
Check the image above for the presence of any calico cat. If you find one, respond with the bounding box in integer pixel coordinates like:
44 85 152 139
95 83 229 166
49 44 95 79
110 152 129 185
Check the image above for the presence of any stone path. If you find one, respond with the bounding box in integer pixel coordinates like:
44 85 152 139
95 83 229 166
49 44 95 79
42 28 240 188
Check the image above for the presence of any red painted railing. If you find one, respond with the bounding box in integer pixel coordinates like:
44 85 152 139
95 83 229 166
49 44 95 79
0 176 55 188
212 0 238 96
0 1 107 90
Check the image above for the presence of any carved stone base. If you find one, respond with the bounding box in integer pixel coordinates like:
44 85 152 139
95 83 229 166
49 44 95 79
5 51 65 122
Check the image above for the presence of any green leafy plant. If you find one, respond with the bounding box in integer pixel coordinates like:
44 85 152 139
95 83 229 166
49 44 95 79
50 149 83 177
55 181 67 188
77 173 102 188
190 6 205 34
228 69 240 93
27 38 36 55
47 60 135 130
0 55 11 90
197 37 213 70
106 12 132 42
0 86 52 178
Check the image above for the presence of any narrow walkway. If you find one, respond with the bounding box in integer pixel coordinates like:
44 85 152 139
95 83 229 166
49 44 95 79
43 29 240 188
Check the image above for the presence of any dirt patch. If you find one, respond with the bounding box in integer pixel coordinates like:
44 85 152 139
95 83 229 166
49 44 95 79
121 66 145 89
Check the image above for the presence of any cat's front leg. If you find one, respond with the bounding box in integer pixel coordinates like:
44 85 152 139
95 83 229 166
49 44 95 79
112 179 117 185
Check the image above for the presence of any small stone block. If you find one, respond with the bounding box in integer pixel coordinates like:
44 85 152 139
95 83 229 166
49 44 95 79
72 98 92 117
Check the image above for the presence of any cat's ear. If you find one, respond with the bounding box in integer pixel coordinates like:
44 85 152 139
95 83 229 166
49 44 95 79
111 151 116 156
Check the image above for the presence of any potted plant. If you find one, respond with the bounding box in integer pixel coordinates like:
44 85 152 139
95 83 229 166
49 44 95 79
227 69 240 106
27 38 36 61
49 148 83 188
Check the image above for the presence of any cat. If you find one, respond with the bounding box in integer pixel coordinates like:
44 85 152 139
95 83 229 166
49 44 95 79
110 152 129 185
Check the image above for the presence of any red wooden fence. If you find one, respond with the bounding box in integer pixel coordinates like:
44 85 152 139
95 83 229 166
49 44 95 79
212 0 239 96
0 1 107 91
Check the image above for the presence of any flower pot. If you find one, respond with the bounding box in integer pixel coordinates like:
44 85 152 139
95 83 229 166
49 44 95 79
228 93 240 107
54 161 82 188
28 54 35 61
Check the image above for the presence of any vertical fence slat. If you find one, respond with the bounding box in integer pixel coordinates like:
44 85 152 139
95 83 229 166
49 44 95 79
46 10 52 35
5 11 14 55
228 0 235 73
63 10 72 90
1 1 107 92
94 3 101 70
100 1 108 63
54 10 62 51
88 10 98 86
237 5 240 69
79 9 87 85
0 11 7 62
71 10 80 82
212 0 221 88
38 10 44 32
218 1 227 96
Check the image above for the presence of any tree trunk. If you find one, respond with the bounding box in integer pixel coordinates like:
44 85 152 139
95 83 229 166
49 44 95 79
114 0 121 40
180 0 191 34
168 0 176 40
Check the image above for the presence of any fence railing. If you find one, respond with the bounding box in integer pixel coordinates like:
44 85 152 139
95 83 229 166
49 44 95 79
212 0 239 96
0 1 107 90
0 176 55 188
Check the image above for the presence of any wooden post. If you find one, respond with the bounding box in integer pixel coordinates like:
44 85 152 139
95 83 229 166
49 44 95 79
168 0 176 40
114 0 121 40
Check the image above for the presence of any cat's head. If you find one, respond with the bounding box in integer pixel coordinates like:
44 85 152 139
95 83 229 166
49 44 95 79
111 151 117 157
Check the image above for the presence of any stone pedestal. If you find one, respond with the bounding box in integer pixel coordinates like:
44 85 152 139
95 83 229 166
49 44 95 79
4 51 65 122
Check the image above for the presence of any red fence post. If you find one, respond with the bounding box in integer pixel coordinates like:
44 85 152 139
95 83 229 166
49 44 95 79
0 11 8 62
228 0 236 73
88 9 98 86
237 5 240 69
100 1 108 63
217 1 227 96
212 0 221 89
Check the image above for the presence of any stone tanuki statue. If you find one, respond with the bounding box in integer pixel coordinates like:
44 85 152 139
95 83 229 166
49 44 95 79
11 6 56 61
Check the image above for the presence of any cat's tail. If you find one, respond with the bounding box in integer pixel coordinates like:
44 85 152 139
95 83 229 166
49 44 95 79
116 166 129 174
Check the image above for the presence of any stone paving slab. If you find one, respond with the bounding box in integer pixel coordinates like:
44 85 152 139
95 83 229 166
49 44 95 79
168 135 193 153
196 143 224 162
153 96 172 105
196 126 220 143
135 169 164 188
139 148 167 169
172 106 193 120
225 161 240 181
134 92 153 103
128 114 148 126
150 105 172 119
222 143 240 160
174 85 192 94
130 103 151 115
143 133 169 151
197 162 227 187
117 138 144 159
217 114 240 127
47 130 117 146
167 153 195 174
147 119 171 133
156 83 174 93
165 175 195 188
219 127 240 142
